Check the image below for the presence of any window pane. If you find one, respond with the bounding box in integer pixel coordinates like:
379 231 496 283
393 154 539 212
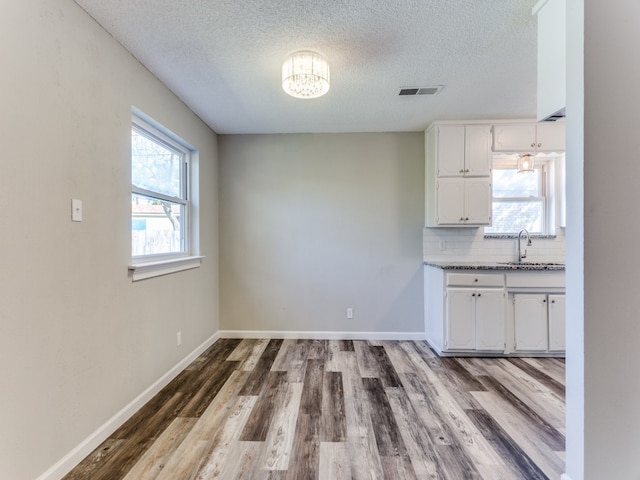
132 129 183 198
485 199 544 234
492 169 539 198
132 194 184 256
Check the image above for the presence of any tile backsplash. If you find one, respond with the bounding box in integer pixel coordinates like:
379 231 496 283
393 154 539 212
423 227 566 263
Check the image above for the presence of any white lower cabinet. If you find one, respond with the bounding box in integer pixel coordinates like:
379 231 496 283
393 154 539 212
513 293 565 352
445 287 505 352
548 294 566 351
424 265 565 357
446 289 475 350
476 290 507 351
514 294 548 351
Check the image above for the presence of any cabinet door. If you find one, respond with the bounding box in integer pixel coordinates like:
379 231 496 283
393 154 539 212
548 294 566 351
536 122 566 152
436 125 465 176
514 294 548 351
464 178 492 225
465 125 493 176
445 289 475 350
475 289 505 351
492 124 537 152
436 178 465 225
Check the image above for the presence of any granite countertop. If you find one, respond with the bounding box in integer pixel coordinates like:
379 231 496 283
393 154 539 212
424 261 565 271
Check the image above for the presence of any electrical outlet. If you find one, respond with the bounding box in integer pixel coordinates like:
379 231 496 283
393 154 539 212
347 308 353 319
439 240 446 251
177 331 182 347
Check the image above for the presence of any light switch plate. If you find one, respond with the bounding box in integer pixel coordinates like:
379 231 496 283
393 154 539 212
71 199 82 222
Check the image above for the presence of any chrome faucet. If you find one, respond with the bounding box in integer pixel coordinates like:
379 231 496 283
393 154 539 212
518 229 532 262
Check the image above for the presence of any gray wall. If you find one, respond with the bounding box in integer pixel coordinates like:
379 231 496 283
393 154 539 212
219 133 424 335
0 1 219 478
566 0 640 478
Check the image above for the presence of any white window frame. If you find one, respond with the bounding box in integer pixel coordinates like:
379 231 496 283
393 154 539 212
128 110 202 280
485 158 554 236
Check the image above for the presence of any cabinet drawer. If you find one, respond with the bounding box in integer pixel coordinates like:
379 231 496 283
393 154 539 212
446 273 504 287
506 272 565 289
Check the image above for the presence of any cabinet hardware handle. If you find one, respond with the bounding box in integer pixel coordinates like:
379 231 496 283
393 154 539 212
551 300 555 303
543 299 547 303
477 293 481 297
460 217 464 222
472 293 476 297
531 142 535 148
474 278 478 282
459 169 464 173
465 168 470 173
538 143 542 148
465 217 469 221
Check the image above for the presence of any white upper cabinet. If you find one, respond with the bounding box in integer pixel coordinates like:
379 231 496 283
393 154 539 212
492 124 536 152
435 177 466 225
426 123 493 227
536 122 566 151
464 178 492 224
492 122 565 153
434 125 492 177
435 125 465 176
435 177 491 226
465 125 493 176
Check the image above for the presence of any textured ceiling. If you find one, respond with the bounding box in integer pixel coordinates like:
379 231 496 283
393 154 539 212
74 0 539 134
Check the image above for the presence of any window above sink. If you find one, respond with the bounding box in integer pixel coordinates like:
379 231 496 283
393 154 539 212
484 154 565 236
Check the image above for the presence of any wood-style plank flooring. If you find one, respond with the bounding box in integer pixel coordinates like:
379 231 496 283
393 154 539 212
63 339 565 479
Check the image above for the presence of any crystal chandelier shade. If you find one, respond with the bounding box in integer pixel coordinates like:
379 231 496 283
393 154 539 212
282 51 330 99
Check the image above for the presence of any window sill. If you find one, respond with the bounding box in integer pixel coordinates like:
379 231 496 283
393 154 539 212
129 256 204 281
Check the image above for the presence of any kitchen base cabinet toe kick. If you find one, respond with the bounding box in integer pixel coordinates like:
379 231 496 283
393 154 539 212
424 264 565 357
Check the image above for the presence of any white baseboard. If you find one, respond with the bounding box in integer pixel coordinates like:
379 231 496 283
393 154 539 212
36 331 221 480
218 330 426 341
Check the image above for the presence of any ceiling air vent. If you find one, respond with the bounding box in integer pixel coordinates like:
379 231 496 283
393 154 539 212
398 85 443 96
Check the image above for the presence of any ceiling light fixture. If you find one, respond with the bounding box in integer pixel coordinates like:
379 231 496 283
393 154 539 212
282 51 330 99
517 153 535 173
